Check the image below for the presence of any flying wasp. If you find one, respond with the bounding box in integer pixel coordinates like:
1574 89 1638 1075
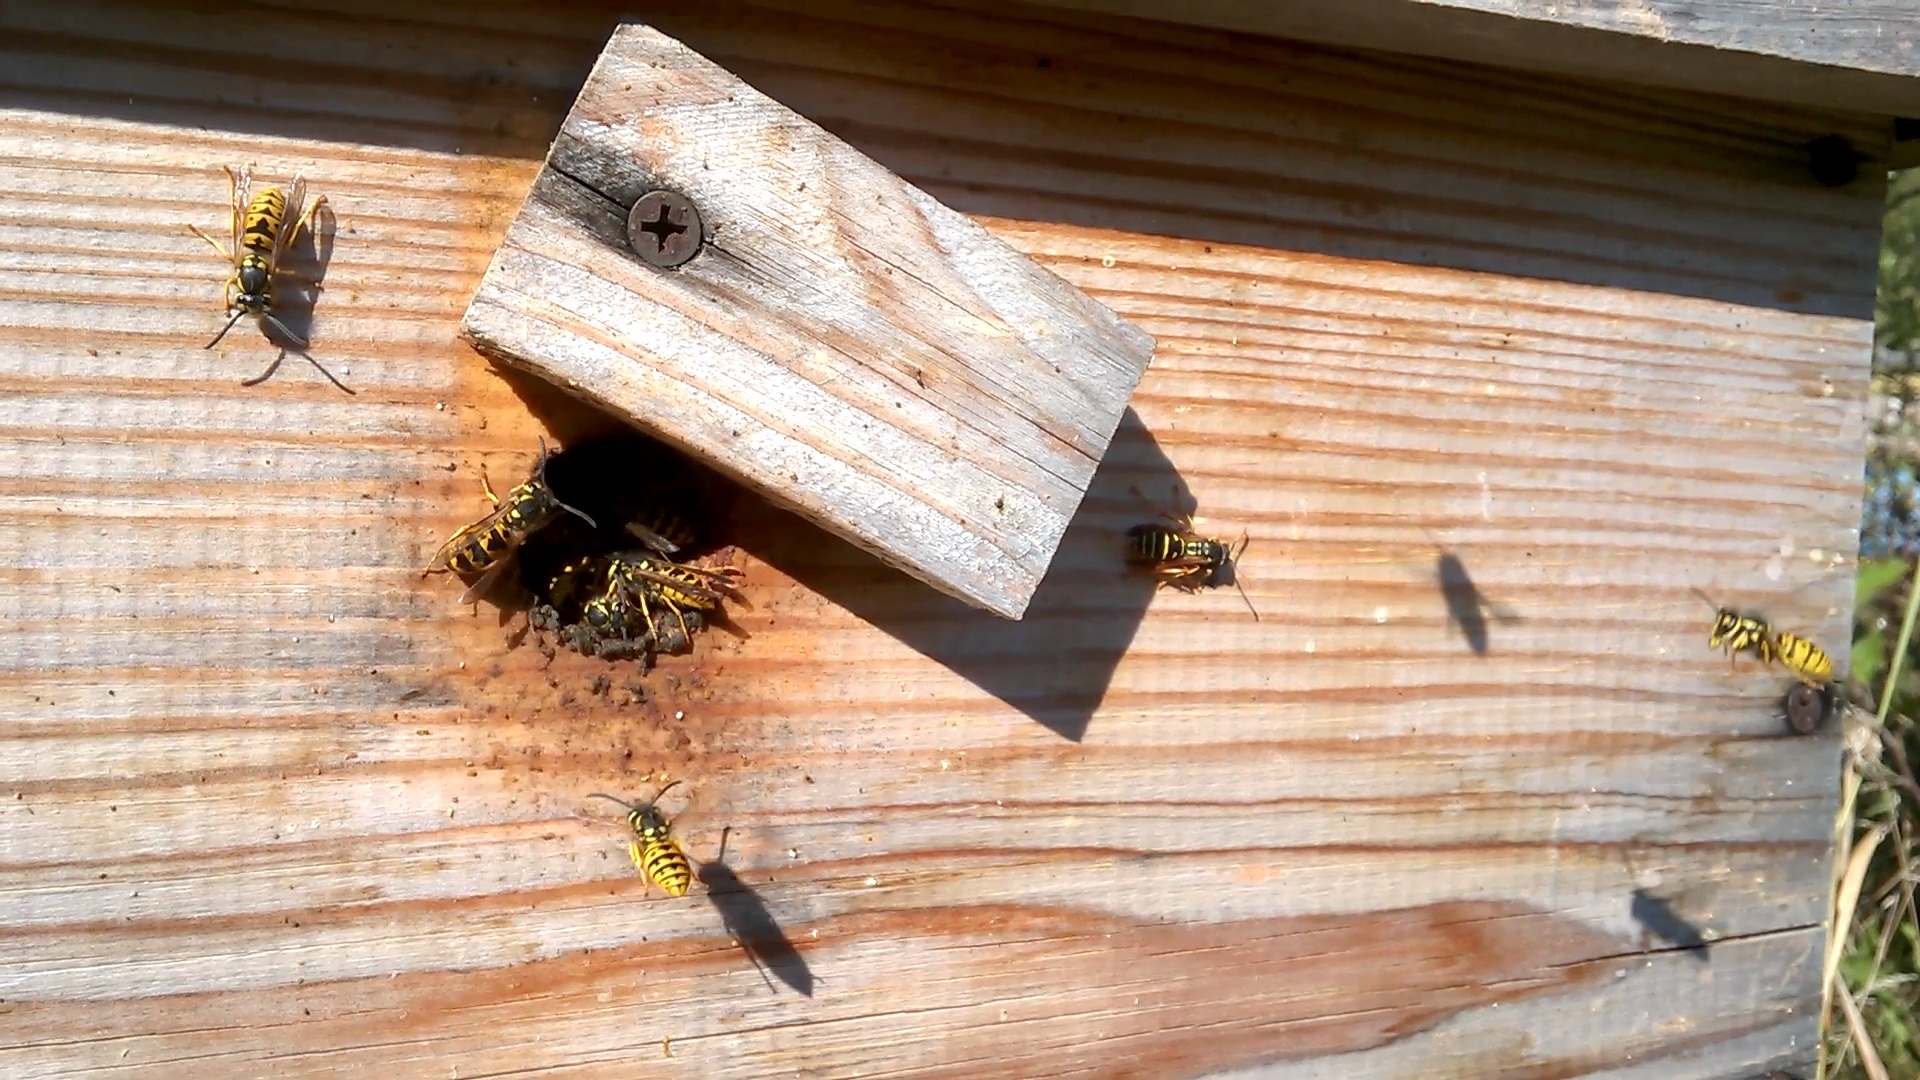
189 165 340 387
1691 588 1833 687
1125 491 1257 620
423 438 597 605
588 782 693 897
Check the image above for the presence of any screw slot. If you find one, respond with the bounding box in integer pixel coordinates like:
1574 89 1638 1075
628 190 702 268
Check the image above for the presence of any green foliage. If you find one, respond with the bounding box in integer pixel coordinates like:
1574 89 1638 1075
1883 170 1920 353
1831 168 1920 1078
1855 626 1889 695
1861 558 1910 607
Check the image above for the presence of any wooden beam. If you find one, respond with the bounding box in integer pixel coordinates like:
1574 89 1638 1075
462 23 1156 620
0 0 1877 1074
1033 0 1920 118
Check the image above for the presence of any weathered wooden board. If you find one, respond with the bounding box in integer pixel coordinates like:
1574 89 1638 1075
0 0 1882 1076
1035 0 1920 117
463 23 1156 621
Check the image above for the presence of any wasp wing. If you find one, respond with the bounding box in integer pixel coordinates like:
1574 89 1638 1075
227 165 249 260
456 552 521 606
624 520 683 555
619 564 726 606
272 175 308 265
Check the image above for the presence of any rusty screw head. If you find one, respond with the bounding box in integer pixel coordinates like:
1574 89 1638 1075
628 190 702 269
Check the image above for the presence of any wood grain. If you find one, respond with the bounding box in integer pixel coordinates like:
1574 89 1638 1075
0 0 1879 1076
463 23 1156 620
1035 0 1920 118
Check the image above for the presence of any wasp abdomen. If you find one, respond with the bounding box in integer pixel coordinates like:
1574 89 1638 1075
634 835 693 897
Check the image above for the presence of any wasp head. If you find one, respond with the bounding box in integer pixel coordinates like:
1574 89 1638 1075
632 807 671 840
234 257 273 313
1707 610 1739 648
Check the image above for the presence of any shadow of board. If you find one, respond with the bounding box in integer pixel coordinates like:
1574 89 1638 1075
496 377 1178 743
6 1 1877 322
734 408 1177 744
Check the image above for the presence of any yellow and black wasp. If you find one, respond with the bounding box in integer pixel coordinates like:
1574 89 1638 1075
423 438 597 605
189 165 338 386
1126 497 1258 620
606 554 741 643
542 553 718 659
588 782 692 897
1691 588 1833 687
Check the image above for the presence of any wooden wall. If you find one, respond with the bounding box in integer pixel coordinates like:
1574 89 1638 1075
0 1 1888 1075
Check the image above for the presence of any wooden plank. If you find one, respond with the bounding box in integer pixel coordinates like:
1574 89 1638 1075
1035 0 1920 119
0 0 1877 1075
462 23 1155 621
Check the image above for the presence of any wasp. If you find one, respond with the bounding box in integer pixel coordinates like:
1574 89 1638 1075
1691 588 1833 686
610 555 741 642
189 166 333 377
536 555 706 664
1126 507 1258 620
423 438 597 605
588 782 692 897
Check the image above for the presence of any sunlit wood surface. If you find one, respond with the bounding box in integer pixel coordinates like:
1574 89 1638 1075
0 1 1886 1076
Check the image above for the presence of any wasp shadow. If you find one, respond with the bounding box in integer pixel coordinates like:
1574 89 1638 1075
1630 889 1711 964
738 408 1177 742
697 833 814 997
1433 548 1522 656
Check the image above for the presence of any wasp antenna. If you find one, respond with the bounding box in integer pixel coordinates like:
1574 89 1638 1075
587 792 640 811
1230 532 1258 619
1688 587 1721 612
204 307 248 349
261 313 309 350
239 351 284 387
557 499 598 529
648 779 684 807
292 349 355 395
1234 578 1260 621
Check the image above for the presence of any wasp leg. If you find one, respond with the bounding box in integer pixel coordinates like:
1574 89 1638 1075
278 193 331 294
660 595 693 644
289 192 329 245
479 469 502 508
188 224 234 258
